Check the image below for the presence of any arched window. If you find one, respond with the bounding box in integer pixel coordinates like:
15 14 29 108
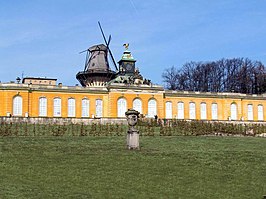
165 101 172 119
39 97 47 117
133 98 142 114
230 103 237 120
258 105 264 121
177 102 184 119
53 97 61 117
211 103 218 120
95 99 103 117
247 104 253 121
189 102 196 119
200 102 207 120
82 98 90 117
13 95 22 116
117 98 127 117
148 99 157 118
68 98 76 117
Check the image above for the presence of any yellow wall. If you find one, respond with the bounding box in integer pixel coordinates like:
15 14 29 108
163 93 266 121
29 91 107 117
108 91 164 118
164 97 243 120
0 90 29 117
0 85 266 121
241 99 265 121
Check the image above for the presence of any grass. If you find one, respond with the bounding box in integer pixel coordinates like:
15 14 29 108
0 136 265 199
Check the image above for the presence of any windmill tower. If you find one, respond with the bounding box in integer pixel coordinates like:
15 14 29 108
76 22 118 87
76 44 116 87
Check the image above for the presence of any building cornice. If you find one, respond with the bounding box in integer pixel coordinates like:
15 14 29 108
1 83 265 100
164 90 266 100
0 83 109 94
107 83 164 92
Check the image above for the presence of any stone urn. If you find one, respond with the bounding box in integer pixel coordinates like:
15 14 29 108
125 109 140 150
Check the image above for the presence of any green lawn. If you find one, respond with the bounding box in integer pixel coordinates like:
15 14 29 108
0 136 265 199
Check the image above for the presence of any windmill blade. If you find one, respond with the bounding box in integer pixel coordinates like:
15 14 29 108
98 21 118 71
108 46 118 71
83 51 90 71
106 35 116 70
107 35 111 48
79 49 89 54
98 21 108 45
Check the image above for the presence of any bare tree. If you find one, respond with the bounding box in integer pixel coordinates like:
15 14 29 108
162 66 179 90
162 58 266 94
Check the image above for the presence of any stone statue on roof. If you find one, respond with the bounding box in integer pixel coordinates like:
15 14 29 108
123 43 129 50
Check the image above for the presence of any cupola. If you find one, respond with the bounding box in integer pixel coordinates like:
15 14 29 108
118 43 136 75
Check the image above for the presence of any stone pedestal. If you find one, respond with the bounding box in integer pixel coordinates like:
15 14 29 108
125 109 140 150
127 130 139 150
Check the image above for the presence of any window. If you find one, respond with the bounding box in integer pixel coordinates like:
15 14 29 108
82 98 90 117
53 98 61 117
200 103 207 120
39 97 47 117
13 95 22 116
258 105 264 121
211 103 218 120
177 102 184 119
68 98 76 117
148 99 157 118
95 99 103 117
165 101 172 119
189 102 196 119
247 104 253 121
133 98 142 114
117 98 127 117
230 103 237 120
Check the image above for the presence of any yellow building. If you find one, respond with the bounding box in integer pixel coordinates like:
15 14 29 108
0 45 265 121
0 82 265 121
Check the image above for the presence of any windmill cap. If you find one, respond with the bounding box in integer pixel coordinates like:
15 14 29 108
89 44 108 52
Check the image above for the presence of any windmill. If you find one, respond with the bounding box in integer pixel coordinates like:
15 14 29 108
76 22 118 87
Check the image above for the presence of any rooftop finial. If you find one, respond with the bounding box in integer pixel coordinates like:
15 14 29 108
123 43 129 50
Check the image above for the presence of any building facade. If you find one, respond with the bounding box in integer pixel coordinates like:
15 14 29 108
1 80 266 121
0 45 265 121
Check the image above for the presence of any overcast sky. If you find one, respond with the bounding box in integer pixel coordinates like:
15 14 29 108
0 0 266 86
